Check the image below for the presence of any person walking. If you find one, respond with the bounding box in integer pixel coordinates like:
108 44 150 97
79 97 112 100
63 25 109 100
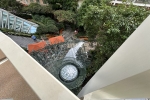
31 35 37 41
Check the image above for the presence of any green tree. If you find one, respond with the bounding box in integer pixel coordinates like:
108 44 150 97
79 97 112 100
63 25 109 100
77 0 109 26
37 24 58 34
79 2 150 76
23 3 52 14
0 0 23 14
32 15 58 34
53 10 76 23
45 0 78 12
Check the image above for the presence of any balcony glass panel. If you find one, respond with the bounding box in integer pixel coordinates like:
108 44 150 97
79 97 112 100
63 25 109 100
30 26 37 33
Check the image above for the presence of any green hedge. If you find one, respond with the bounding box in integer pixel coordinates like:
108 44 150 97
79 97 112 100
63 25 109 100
0 28 32 37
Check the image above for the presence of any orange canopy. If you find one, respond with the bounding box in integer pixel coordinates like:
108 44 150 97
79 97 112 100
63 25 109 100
48 36 65 45
28 41 46 53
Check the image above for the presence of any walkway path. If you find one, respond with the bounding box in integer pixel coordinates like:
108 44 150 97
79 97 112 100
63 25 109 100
62 29 75 41
6 30 73 49
7 35 40 48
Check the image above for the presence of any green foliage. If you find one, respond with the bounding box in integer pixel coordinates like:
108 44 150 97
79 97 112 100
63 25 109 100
62 0 78 12
37 24 58 34
77 0 110 26
32 15 58 34
53 10 76 23
45 0 78 12
56 22 64 30
0 28 15 33
32 15 55 25
0 0 23 14
23 3 52 14
0 28 32 37
78 2 150 76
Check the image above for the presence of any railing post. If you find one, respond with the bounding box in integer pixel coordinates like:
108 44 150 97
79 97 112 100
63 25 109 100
13 16 16 30
27 25 32 33
20 21 24 32
0 10 2 28
1 11 3 28
7 13 10 29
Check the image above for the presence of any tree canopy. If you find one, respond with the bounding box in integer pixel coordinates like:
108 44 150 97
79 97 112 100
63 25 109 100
77 0 150 76
45 0 78 12
77 0 110 26
23 3 52 14
32 15 58 34
53 10 76 23
0 0 23 13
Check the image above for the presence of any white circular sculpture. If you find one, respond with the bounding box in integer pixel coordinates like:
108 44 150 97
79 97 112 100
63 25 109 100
60 64 78 81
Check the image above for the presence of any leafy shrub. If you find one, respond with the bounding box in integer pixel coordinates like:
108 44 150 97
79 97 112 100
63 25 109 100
53 10 76 23
23 3 52 14
32 15 58 34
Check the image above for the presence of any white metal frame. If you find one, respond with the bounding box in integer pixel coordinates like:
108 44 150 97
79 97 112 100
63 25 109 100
0 8 38 33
